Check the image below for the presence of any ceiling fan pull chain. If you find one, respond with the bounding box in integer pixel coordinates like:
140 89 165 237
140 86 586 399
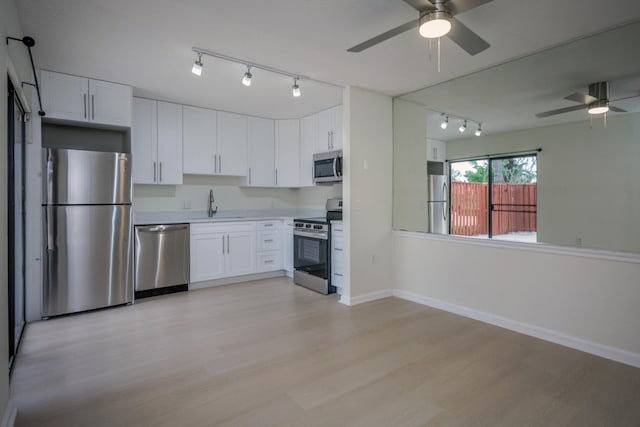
428 39 433 63
438 37 441 73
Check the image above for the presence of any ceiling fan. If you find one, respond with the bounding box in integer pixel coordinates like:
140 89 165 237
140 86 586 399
536 81 628 118
347 0 492 55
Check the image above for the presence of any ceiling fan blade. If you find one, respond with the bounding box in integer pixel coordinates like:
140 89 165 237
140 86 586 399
447 17 489 55
402 0 436 12
535 104 586 118
564 92 598 104
447 0 494 15
347 20 418 52
609 105 628 113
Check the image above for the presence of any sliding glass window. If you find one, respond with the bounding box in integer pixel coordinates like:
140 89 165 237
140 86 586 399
450 155 537 243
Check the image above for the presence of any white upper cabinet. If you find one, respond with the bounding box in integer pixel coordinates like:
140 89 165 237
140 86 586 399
183 106 217 175
132 97 182 185
247 117 275 186
300 114 317 187
275 119 300 187
40 70 132 128
427 139 447 162
217 111 248 176
315 105 342 153
132 98 157 184
156 102 183 185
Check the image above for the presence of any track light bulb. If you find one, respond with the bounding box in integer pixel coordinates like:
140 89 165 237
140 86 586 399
440 115 448 129
459 120 467 133
475 124 482 137
192 54 203 76
242 67 252 86
292 78 301 97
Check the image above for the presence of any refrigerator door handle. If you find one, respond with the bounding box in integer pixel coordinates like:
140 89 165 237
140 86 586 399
443 182 448 221
46 206 55 251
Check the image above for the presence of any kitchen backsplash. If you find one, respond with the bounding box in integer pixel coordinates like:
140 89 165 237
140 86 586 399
133 174 342 212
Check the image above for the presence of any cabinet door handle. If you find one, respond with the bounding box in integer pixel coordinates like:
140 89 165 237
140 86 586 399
91 94 95 120
227 234 230 253
334 273 343 277
264 223 274 227
264 239 273 243
265 260 274 264
219 155 222 174
328 132 331 150
222 236 225 254
334 247 343 251
83 94 87 119
153 161 157 182
275 168 278 185
249 168 252 185
159 162 163 182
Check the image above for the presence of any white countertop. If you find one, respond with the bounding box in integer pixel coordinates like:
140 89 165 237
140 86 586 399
134 209 325 225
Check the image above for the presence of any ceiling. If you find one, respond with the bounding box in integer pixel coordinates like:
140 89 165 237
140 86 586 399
15 0 640 119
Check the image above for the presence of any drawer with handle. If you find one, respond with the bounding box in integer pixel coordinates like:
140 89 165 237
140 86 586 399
257 251 282 272
257 231 281 251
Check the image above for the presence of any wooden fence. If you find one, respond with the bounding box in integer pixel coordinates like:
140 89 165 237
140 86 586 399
450 182 536 236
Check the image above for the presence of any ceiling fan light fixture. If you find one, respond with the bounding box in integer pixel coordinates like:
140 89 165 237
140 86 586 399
242 66 252 86
419 10 452 39
588 100 609 115
192 53 203 76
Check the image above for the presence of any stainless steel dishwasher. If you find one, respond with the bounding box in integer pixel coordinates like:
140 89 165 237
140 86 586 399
134 224 190 297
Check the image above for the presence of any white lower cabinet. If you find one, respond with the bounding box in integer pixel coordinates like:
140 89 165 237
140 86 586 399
190 222 257 282
256 221 282 272
331 221 344 293
283 218 294 275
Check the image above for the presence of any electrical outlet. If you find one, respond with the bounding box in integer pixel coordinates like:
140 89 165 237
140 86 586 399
182 200 192 210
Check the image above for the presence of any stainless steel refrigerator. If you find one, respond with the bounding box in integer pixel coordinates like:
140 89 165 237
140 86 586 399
42 148 133 317
428 174 449 234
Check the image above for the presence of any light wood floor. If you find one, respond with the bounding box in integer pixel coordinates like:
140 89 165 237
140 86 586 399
11 278 640 426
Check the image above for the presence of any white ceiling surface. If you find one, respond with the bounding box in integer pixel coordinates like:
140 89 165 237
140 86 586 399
411 22 640 141
16 0 640 119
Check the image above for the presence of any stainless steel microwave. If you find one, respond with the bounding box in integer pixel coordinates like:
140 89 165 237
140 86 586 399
313 150 342 183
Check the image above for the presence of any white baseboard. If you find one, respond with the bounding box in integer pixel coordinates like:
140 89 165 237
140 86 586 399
1 400 16 427
393 289 640 369
341 289 393 306
189 270 286 290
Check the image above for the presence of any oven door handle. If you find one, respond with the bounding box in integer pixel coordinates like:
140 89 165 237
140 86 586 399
294 230 328 240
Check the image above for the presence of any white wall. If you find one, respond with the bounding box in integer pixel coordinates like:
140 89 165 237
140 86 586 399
392 232 640 366
342 87 393 303
446 113 640 252
1 0 32 421
133 175 341 212
392 99 428 232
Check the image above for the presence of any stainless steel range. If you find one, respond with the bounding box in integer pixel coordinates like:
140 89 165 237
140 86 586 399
293 198 342 295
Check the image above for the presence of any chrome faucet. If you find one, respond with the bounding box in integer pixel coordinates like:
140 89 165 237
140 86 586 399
208 189 217 217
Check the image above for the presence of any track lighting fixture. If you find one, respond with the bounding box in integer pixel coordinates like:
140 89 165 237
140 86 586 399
242 66 252 87
440 115 448 129
292 78 301 97
459 120 467 133
475 123 482 137
192 53 203 76
190 47 341 97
